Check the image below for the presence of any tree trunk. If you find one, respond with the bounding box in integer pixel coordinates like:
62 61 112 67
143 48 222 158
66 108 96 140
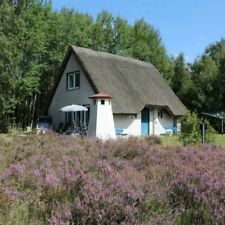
30 92 37 129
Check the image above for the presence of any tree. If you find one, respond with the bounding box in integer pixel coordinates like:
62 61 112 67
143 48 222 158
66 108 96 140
112 17 133 56
37 8 94 116
191 56 218 113
205 39 225 111
171 54 196 111
0 0 52 127
131 19 173 81
92 11 114 52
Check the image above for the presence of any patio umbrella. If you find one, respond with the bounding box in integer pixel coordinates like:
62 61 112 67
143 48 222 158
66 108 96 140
59 104 88 112
59 105 88 133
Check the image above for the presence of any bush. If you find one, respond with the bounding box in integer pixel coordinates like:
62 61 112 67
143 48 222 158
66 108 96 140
179 112 201 146
180 112 215 146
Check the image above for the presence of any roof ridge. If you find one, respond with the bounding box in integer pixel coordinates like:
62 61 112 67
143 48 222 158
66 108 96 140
71 45 154 68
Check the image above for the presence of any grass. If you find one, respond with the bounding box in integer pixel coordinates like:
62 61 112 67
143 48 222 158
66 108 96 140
160 133 225 148
0 133 13 143
1 132 225 148
214 134 225 148
0 128 33 143
160 135 180 146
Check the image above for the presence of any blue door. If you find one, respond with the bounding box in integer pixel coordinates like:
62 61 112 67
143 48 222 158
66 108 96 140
141 108 149 136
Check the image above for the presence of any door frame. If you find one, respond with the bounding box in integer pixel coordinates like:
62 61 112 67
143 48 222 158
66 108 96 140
141 107 150 136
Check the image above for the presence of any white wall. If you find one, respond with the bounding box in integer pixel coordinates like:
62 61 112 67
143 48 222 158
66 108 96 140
114 113 141 137
113 108 176 137
48 54 95 130
153 108 174 135
96 99 116 139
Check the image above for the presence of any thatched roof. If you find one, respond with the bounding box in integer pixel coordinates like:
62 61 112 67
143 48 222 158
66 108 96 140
49 46 186 116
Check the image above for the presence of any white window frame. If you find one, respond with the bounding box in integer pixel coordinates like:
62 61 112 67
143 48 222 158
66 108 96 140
67 71 80 90
67 73 75 90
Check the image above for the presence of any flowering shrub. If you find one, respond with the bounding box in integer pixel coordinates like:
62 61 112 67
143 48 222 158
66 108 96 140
0 135 225 224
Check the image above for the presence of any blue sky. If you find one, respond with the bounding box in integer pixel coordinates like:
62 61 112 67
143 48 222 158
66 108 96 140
51 0 225 62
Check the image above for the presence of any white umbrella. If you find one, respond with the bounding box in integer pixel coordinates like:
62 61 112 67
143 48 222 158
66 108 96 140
59 104 88 134
59 104 88 112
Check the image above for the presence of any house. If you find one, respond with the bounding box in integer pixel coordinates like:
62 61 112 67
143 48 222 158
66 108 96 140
47 46 186 139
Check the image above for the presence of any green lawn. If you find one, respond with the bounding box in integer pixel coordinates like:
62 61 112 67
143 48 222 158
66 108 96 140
214 134 225 148
160 135 180 146
0 133 13 143
160 133 225 148
1 132 225 148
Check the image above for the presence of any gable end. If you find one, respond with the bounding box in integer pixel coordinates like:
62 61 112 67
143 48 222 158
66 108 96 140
46 46 99 113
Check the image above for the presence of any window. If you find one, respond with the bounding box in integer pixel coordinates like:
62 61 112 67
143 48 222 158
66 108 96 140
101 100 105 105
68 74 74 89
75 72 80 88
158 109 163 119
67 71 80 90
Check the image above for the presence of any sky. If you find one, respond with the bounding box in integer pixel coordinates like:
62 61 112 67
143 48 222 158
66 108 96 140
51 0 225 62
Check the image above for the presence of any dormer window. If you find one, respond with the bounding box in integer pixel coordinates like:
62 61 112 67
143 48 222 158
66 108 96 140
67 71 80 90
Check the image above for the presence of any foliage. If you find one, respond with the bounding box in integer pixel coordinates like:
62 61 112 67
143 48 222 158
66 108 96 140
179 112 202 146
170 54 195 110
170 39 225 132
0 135 225 224
180 112 215 146
0 1 172 128
189 38 225 126
1 0 225 133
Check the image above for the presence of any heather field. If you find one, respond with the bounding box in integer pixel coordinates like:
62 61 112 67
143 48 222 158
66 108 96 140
0 134 225 225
